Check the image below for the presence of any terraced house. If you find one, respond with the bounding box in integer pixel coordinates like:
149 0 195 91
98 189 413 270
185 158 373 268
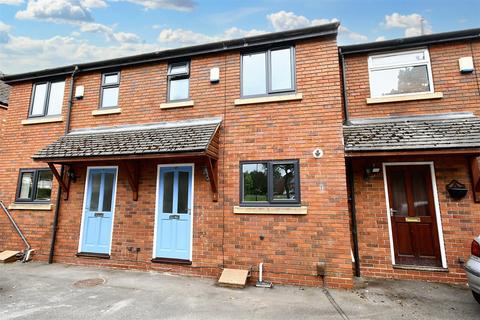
0 23 479 289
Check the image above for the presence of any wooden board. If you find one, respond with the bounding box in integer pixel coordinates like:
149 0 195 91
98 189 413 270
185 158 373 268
0 250 20 263
218 268 250 288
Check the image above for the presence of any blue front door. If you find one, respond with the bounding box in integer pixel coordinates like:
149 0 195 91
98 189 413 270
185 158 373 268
80 168 117 254
155 166 193 260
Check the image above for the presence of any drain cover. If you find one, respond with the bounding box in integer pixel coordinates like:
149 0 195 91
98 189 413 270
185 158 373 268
73 278 105 288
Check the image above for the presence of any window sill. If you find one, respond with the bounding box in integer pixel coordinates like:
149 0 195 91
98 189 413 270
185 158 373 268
233 206 307 215
393 264 448 272
8 203 53 211
366 92 443 104
92 107 122 116
21 116 63 125
160 100 194 109
234 93 303 106
151 257 192 265
76 252 110 259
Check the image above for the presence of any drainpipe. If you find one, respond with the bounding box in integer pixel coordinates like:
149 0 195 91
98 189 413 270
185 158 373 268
338 48 351 125
347 160 360 277
48 65 79 264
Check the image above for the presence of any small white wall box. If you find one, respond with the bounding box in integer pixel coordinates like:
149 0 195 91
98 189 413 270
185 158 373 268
459 57 474 73
75 85 85 99
210 67 220 83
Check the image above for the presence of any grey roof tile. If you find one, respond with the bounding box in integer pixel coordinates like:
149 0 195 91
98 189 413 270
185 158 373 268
0 72 10 107
33 118 221 160
343 115 480 152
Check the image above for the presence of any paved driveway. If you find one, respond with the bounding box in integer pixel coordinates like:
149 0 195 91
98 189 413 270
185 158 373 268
0 263 478 319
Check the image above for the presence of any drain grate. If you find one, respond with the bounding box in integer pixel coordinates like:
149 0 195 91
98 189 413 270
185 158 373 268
73 278 105 288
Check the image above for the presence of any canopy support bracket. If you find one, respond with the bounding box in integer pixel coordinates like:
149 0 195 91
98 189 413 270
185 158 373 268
121 161 139 201
206 157 218 202
48 163 70 200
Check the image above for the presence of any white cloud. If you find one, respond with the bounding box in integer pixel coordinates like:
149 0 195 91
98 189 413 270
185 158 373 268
16 0 94 22
0 20 11 43
0 33 159 73
266 10 366 44
158 27 266 46
375 36 386 42
81 0 107 8
383 13 432 37
0 0 23 5
114 0 195 11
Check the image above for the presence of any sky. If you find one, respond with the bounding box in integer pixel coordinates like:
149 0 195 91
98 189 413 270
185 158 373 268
0 0 479 74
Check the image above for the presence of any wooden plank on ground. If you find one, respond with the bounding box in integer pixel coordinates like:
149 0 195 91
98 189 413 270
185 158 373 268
218 268 250 288
0 250 20 263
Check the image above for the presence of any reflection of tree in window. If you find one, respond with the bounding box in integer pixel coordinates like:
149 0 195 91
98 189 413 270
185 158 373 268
273 164 295 200
390 66 429 95
243 163 267 202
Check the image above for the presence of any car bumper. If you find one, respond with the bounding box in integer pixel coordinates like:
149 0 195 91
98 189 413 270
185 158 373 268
465 257 480 294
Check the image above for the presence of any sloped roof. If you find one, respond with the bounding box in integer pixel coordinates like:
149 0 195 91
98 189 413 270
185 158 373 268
0 72 10 107
33 117 221 161
343 113 480 152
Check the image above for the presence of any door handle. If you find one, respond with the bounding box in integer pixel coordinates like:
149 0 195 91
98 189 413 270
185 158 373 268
390 208 398 217
94 212 104 218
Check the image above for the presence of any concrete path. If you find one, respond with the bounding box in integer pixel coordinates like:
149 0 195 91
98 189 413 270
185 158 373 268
0 263 478 319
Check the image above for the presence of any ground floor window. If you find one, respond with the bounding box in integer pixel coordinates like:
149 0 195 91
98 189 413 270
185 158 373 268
15 169 53 202
240 160 300 205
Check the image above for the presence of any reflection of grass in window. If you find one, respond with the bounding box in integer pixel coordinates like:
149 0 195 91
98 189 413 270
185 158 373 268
244 195 267 201
36 188 51 200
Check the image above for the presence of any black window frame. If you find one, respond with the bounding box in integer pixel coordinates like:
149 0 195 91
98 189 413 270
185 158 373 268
99 71 121 109
166 61 190 102
240 159 301 207
15 168 54 203
28 79 66 118
240 46 296 98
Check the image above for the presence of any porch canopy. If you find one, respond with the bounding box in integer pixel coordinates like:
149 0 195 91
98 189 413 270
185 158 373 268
343 112 480 198
32 117 221 201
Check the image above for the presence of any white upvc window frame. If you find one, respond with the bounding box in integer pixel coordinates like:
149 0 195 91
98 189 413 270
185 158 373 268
367 48 434 99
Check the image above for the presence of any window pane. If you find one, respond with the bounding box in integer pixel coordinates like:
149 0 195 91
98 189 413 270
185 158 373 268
272 163 296 201
370 65 430 97
271 48 293 91
371 51 427 68
389 170 408 217
101 87 119 108
31 83 47 116
168 63 188 76
242 163 267 202
162 171 174 213
35 171 53 201
412 170 430 217
169 78 189 101
89 173 102 211
104 73 119 85
242 52 266 96
19 172 34 199
177 171 189 214
102 173 115 212
47 81 65 116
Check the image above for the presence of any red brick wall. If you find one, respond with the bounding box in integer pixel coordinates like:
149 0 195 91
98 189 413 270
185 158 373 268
0 36 353 288
344 40 480 119
351 157 480 283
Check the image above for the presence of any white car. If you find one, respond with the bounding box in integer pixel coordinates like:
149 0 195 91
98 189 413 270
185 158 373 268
465 236 480 304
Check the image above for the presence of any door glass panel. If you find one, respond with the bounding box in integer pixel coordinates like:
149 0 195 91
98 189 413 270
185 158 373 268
102 173 115 212
162 171 174 213
35 171 53 201
272 163 296 201
412 171 430 216
89 173 102 211
177 171 189 214
389 170 408 216
19 172 34 199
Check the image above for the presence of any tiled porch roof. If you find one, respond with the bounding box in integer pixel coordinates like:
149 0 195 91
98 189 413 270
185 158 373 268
32 117 221 161
343 113 480 152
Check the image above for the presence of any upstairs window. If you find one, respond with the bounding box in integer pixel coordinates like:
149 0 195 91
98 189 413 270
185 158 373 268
241 160 300 206
29 80 65 117
100 72 120 108
368 48 433 98
167 61 190 102
16 169 53 203
241 47 295 97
